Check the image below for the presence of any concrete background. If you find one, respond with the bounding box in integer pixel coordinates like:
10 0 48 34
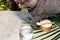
0 11 32 40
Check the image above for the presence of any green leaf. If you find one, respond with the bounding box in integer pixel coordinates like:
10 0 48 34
21 8 28 12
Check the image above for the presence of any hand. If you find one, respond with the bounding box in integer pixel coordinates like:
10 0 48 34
18 4 24 8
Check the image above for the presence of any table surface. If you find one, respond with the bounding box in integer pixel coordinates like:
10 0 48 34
0 11 31 40
33 24 60 40
0 11 60 40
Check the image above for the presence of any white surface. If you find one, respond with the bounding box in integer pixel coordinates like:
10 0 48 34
0 11 33 40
